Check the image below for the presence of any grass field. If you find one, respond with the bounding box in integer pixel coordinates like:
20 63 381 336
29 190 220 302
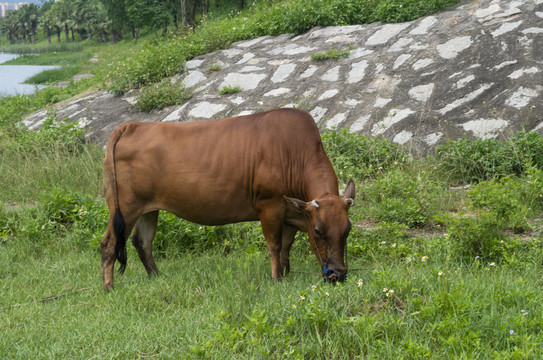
1 211 542 359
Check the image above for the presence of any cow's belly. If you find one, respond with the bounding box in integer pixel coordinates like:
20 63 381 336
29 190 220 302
139 176 261 226
168 207 260 226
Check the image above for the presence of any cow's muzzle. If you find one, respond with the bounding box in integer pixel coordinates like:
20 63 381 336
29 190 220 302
324 269 347 283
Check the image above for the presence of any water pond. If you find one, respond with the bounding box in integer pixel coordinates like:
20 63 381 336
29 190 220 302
0 53 60 97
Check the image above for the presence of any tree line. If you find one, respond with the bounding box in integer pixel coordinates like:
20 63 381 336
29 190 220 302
0 0 251 46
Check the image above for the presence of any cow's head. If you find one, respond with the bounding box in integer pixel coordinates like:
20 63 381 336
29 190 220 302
285 180 356 282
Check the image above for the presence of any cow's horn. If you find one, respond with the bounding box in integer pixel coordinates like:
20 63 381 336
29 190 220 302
311 200 320 208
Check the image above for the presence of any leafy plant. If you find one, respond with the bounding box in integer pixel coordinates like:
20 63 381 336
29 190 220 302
209 63 222 71
107 40 187 95
467 166 543 233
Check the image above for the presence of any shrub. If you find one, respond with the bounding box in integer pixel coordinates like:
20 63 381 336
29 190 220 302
438 211 505 262
40 188 107 235
321 128 407 181
107 40 187 95
0 188 107 246
15 112 86 152
362 167 443 228
467 167 543 232
136 79 192 111
373 0 459 23
435 131 543 184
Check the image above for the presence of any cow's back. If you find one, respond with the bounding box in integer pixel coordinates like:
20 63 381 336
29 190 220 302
110 108 335 225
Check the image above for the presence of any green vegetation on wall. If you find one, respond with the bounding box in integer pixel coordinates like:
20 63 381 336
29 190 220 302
103 0 461 94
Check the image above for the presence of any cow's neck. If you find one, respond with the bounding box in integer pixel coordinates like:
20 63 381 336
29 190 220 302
303 167 339 200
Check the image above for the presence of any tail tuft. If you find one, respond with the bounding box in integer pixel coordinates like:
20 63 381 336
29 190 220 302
113 210 127 274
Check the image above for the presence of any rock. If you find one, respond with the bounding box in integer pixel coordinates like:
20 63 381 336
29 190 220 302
22 0 543 155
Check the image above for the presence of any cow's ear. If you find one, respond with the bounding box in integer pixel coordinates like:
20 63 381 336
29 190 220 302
343 180 356 209
343 180 356 200
284 196 309 213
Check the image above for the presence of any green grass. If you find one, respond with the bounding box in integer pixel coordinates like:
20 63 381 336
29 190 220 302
1 49 94 85
0 140 103 203
0 42 84 54
23 66 81 84
1 221 541 358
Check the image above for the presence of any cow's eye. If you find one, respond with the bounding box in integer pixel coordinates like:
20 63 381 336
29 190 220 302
314 228 322 237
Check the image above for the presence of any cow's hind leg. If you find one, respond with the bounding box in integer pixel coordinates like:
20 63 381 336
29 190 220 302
280 224 298 276
132 210 159 275
101 211 137 292
101 225 116 292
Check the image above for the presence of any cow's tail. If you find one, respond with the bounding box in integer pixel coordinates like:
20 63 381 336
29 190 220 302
105 124 129 274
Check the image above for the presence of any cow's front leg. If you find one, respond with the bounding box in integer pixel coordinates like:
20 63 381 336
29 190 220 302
259 207 285 280
280 224 298 276
263 226 283 280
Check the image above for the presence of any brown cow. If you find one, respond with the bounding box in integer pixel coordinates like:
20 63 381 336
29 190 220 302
100 108 355 291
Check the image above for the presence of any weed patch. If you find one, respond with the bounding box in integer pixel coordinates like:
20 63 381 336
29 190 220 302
218 85 243 95
136 79 192 111
310 47 351 61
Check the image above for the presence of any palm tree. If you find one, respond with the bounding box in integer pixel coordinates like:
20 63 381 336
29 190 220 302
86 0 109 41
52 0 75 43
17 4 30 44
40 1 55 44
3 10 20 44
41 9 56 44
0 17 5 46
24 4 40 44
